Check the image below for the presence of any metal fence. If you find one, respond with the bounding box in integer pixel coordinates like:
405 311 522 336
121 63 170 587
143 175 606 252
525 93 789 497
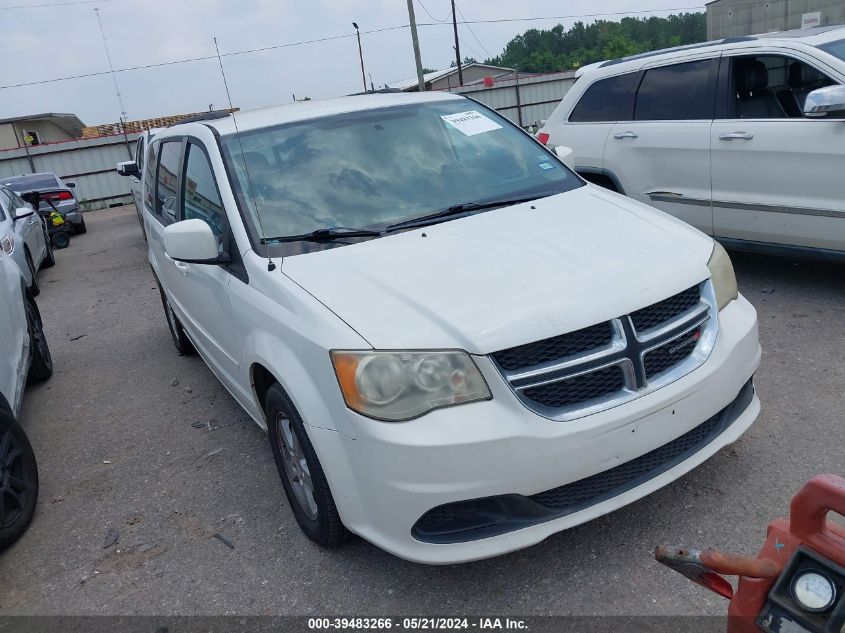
451 71 578 129
0 133 138 211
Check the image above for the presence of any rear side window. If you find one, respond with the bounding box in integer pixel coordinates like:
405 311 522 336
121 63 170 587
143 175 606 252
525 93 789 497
143 141 158 212
569 72 640 123
635 59 716 121
155 140 182 223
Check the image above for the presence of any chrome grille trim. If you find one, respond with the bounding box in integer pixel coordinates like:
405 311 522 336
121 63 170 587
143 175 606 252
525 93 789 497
492 280 718 422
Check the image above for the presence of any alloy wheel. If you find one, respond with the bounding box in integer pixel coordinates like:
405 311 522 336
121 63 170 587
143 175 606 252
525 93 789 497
276 412 318 520
0 426 33 530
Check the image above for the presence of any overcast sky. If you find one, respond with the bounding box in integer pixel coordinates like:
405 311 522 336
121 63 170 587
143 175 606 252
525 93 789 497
0 0 700 125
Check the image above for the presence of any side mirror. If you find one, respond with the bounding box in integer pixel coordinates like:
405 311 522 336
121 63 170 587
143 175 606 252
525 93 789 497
164 219 228 264
804 85 845 118
554 145 576 170
14 207 35 220
116 161 140 177
65 182 76 189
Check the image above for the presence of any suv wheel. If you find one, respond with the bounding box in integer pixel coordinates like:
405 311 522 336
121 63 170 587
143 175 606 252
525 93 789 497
25 294 53 383
265 383 346 547
155 280 193 355
0 409 39 552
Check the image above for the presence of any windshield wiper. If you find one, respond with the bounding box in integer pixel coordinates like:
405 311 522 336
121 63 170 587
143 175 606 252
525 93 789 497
262 226 383 244
386 193 555 232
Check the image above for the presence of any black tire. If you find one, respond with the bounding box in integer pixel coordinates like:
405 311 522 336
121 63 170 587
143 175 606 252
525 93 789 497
0 409 39 552
24 251 39 297
41 227 55 269
156 279 194 355
25 294 53 383
74 217 87 235
51 232 70 249
265 383 346 548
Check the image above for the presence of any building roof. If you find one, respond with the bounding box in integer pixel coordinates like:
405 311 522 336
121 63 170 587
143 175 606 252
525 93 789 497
388 63 514 91
186 92 465 136
0 112 85 138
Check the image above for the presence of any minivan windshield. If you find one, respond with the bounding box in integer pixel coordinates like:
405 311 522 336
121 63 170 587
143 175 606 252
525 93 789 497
221 100 581 248
818 38 845 62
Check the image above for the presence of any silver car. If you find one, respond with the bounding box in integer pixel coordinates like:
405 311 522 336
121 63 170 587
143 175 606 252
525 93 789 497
0 185 53 296
2 172 86 234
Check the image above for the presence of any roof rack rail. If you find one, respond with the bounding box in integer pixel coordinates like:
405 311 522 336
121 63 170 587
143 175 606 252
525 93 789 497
600 35 758 68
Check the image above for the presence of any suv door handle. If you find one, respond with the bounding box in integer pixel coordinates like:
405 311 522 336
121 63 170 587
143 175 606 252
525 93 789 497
613 131 639 140
174 261 189 275
719 132 754 141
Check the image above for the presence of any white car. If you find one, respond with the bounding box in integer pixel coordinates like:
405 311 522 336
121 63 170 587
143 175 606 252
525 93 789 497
0 185 53 296
538 25 845 261
0 248 52 550
144 92 760 564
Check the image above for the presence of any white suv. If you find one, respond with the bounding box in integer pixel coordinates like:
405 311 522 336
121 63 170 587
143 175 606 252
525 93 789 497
539 26 845 261
144 92 760 563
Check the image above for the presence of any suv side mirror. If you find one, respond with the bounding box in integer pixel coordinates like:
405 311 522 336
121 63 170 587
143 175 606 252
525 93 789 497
116 161 140 177
164 219 229 264
804 85 845 118
14 207 35 220
554 145 576 170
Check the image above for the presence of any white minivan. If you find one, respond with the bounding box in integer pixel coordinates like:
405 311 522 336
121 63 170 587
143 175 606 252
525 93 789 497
144 92 760 563
538 26 845 260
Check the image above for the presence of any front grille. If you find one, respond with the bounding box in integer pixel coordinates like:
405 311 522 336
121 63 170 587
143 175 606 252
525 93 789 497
523 365 625 408
492 322 613 371
644 329 700 379
530 405 723 510
631 286 700 332
493 282 715 420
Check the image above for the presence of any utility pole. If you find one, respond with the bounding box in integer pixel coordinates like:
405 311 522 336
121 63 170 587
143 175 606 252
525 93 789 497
406 0 425 91
352 23 367 92
451 0 464 86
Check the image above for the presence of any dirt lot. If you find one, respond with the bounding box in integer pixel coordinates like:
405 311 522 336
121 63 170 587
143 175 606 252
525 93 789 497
0 205 842 616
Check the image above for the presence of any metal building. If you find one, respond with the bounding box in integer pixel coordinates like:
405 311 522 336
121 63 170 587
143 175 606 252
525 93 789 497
706 0 845 39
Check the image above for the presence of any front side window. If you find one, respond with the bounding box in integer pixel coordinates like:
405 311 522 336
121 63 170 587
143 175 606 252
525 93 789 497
221 100 581 252
729 54 835 119
569 72 640 123
136 137 145 171
143 141 158 212
155 140 182 223
182 143 227 249
635 59 716 121
818 38 845 62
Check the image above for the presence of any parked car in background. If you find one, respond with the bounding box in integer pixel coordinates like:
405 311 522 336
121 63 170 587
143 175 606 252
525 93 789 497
2 172 86 235
0 185 54 296
0 248 52 551
538 25 845 261
144 92 760 564
117 128 159 241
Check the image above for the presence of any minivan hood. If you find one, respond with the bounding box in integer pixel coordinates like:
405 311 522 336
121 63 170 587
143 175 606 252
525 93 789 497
282 186 714 354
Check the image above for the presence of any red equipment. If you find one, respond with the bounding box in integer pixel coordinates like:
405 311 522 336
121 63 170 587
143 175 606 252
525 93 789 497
656 474 845 633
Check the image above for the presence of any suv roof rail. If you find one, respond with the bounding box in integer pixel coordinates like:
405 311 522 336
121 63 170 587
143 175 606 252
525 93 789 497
600 35 758 68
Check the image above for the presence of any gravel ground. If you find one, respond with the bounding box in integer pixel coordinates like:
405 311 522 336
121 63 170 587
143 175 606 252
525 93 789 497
0 205 842 616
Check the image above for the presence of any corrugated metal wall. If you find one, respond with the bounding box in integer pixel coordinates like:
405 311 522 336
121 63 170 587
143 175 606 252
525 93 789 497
707 0 845 39
0 133 139 211
451 71 578 128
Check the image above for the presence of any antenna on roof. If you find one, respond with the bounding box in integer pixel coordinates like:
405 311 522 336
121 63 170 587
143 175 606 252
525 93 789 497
213 37 276 272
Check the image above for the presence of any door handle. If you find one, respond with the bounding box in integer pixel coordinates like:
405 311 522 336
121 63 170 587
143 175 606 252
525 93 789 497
174 261 189 275
719 132 754 141
613 131 639 140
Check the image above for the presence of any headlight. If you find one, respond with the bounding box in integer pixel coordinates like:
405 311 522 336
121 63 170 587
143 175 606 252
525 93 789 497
0 233 14 255
707 241 738 310
331 350 491 421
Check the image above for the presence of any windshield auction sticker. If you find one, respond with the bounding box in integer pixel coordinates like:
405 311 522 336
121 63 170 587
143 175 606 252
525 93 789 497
441 110 503 136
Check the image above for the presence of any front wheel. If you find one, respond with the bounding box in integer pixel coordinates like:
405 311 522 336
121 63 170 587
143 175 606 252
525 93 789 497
265 384 346 547
155 280 193 355
41 227 55 268
0 409 39 552
25 294 53 383
24 251 39 297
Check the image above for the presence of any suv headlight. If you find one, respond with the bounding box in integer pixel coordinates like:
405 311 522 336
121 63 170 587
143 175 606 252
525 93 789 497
708 241 738 310
331 350 491 421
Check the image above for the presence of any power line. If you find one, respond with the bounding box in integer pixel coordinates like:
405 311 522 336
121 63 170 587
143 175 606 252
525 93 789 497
415 0 449 23
0 0 113 9
454 2 492 59
0 6 710 91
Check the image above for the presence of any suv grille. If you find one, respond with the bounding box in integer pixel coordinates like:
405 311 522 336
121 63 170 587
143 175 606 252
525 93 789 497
492 282 716 421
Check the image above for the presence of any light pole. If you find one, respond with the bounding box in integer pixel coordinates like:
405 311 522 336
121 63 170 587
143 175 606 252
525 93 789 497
352 22 367 93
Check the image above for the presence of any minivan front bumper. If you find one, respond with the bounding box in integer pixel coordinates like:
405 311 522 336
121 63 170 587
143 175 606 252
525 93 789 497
310 293 760 564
